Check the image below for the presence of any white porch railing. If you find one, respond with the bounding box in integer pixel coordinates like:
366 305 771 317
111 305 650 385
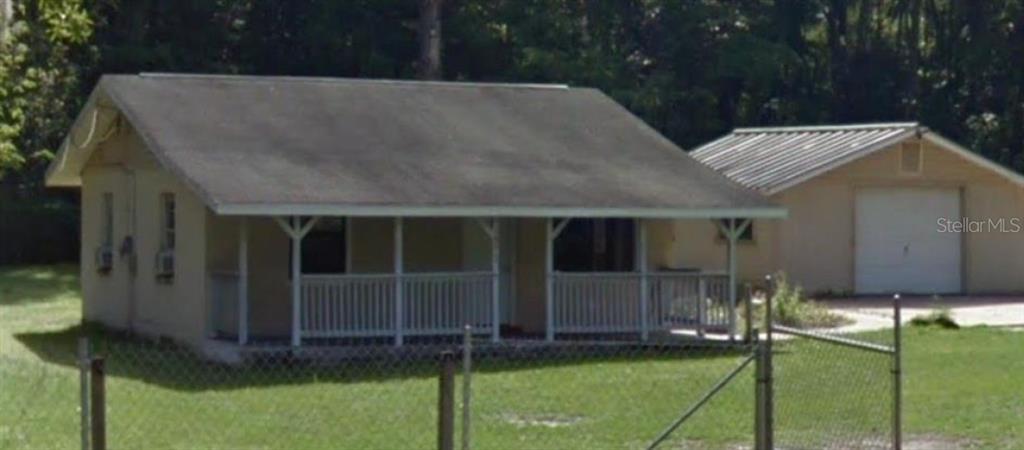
299 272 496 339
551 271 731 335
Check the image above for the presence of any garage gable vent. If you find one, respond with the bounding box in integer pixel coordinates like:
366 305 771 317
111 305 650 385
900 141 923 175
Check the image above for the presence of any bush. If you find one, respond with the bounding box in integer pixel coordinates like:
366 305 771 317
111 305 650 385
910 309 960 329
765 273 852 329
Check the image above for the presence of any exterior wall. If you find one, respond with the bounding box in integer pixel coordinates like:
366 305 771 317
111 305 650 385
513 219 546 333
80 167 132 328
675 138 1024 294
663 218 779 284
80 124 209 346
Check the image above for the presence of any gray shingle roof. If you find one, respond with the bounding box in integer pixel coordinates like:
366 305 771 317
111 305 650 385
51 73 783 218
691 123 922 193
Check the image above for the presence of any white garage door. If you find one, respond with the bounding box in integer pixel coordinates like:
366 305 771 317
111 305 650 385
855 188 961 294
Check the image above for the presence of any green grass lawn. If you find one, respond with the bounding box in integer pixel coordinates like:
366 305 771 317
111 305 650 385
1 265 1022 449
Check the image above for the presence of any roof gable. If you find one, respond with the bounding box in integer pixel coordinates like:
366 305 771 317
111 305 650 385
47 74 784 218
691 123 1024 193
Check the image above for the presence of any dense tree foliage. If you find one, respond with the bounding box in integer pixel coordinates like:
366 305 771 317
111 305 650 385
1 0 1024 194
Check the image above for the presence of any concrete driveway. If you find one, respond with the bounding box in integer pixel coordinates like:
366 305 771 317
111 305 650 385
821 296 1024 332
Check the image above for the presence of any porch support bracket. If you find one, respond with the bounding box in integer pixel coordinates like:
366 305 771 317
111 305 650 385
544 218 570 342
472 218 502 342
636 218 649 341
715 218 751 342
274 216 320 347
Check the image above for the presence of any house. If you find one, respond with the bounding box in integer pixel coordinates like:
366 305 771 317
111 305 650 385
681 123 1024 295
45 73 785 357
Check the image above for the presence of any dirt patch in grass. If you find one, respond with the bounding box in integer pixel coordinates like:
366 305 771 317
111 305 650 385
903 434 983 449
499 412 584 428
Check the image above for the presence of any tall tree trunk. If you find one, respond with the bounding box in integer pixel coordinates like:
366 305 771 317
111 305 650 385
906 0 922 117
0 0 12 43
826 0 850 119
417 0 443 80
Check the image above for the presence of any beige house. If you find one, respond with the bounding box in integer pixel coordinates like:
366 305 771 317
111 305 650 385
683 123 1024 295
45 74 784 358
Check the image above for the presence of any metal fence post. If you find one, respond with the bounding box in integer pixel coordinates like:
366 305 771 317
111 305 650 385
90 356 106 450
462 325 472 450
754 334 765 450
893 294 902 450
438 351 456 450
78 337 90 450
743 284 754 344
761 275 775 449
697 278 707 338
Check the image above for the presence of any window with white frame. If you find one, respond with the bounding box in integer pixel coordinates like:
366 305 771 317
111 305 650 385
160 193 176 251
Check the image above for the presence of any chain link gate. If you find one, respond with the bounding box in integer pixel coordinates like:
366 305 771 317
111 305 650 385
764 286 903 450
645 279 903 450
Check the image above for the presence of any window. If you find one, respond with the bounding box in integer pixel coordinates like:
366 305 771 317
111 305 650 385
717 219 754 242
96 192 115 273
101 193 114 247
554 219 634 272
160 193 175 251
293 218 347 274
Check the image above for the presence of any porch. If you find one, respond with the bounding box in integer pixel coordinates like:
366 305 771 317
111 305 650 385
206 216 751 347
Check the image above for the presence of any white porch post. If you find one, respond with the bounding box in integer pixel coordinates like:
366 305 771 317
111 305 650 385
490 219 501 343
727 218 737 342
237 217 249 345
394 217 404 346
275 215 318 348
545 218 554 342
636 218 649 341
545 218 570 342
722 218 751 342
290 216 303 347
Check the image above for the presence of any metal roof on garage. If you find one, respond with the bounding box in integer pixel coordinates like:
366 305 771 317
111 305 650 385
691 123 923 193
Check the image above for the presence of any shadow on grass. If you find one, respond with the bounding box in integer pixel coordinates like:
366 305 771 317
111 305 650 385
14 324 753 392
0 264 79 306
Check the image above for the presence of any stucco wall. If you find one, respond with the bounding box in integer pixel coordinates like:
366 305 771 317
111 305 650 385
674 138 1024 294
81 124 209 346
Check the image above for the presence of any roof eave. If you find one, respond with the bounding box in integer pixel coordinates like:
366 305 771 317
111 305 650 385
213 203 789 219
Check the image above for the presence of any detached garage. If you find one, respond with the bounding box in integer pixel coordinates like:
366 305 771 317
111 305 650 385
671 123 1024 295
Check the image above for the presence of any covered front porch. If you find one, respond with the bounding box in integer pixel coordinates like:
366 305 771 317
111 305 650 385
206 215 753 348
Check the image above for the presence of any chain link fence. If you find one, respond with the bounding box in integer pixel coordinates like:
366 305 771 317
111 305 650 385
3 329 761 449
1 291 902 450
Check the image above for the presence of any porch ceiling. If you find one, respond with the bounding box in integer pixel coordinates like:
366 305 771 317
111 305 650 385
48 73 784 219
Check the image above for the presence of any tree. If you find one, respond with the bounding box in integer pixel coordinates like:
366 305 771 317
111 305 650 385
0 0 93 188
